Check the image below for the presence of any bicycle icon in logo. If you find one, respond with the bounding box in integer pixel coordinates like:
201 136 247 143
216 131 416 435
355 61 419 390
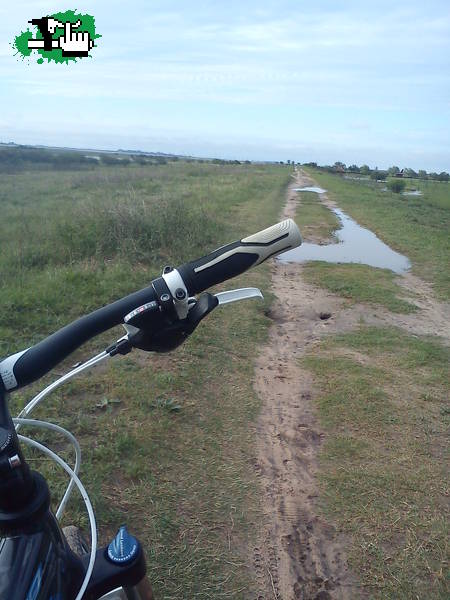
12 10 101 64
28 17 94 57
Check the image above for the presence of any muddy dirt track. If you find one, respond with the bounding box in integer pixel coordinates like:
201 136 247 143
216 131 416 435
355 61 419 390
251 170 450 600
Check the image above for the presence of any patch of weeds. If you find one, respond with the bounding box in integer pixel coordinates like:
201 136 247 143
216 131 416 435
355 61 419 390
303 262 418 313
294 190 341 242
148 397 182 412
95 397 121 409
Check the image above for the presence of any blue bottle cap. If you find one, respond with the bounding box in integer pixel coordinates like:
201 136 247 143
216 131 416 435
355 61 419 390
107 525 139 565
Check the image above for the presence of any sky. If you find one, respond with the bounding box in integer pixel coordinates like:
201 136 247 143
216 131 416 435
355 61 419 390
1 1 449 171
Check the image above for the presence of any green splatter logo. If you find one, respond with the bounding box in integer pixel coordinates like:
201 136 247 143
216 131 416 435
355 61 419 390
12 10 101 64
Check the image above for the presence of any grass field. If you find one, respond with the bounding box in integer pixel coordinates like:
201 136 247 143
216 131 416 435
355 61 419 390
1 161 290 598
303 169 450 300
302 262 418 313
2 160 448 598
297 170 449 599
304 327 449 599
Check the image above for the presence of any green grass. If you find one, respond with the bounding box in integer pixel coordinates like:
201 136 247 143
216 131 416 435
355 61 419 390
303 169 450 299
0 163 284 354
2 161 290 598
293 190 340 242
304 327 449 599
302 262 418 313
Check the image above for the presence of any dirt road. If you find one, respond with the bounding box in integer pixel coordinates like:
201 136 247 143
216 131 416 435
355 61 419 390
251 170 450 600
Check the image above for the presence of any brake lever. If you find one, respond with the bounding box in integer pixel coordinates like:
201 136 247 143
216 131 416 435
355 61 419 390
124 288 264 354
126 293 219 353
214 287 264 305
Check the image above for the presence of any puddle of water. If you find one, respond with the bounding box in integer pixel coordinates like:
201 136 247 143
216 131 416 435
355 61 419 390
293 186 327 194
279 207 411 274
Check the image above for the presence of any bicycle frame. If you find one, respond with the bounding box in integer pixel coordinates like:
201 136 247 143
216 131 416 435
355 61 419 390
0 502 84 599
0 517 153 600
0 374 154 600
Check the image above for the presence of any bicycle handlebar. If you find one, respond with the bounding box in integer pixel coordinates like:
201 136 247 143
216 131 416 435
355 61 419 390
0 219 301 392
178 218 301 294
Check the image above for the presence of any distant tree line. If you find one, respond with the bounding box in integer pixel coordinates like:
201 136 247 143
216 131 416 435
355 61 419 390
211 158 252 165
101 154 173 166
302 161 449 182
0 146 95 172
0 146 256 172
0 146 184 172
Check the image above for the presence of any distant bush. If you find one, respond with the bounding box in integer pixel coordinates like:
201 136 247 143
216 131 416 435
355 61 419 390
370 170 387 181
101 154 134 166
387 179 406 193
53 152 92 170
133 156 148 165
435 172 449 182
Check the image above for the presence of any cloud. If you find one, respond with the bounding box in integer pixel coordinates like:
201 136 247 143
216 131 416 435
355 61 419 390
1 0 449 169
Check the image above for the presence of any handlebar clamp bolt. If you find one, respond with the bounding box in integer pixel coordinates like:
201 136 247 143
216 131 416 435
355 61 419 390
8 454 21 469
175 288 186 300
160 293 171 302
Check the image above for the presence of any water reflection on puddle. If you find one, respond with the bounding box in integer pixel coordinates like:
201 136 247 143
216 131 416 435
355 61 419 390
293 186 327 194
280 207 411 274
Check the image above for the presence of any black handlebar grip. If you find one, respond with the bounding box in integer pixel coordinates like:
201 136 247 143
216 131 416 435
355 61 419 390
0 285 159 391
177 218 302 295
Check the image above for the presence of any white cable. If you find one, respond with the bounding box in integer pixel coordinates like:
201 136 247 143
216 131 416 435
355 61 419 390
13 418 81 520
16 350 110 427
18 434 97 600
